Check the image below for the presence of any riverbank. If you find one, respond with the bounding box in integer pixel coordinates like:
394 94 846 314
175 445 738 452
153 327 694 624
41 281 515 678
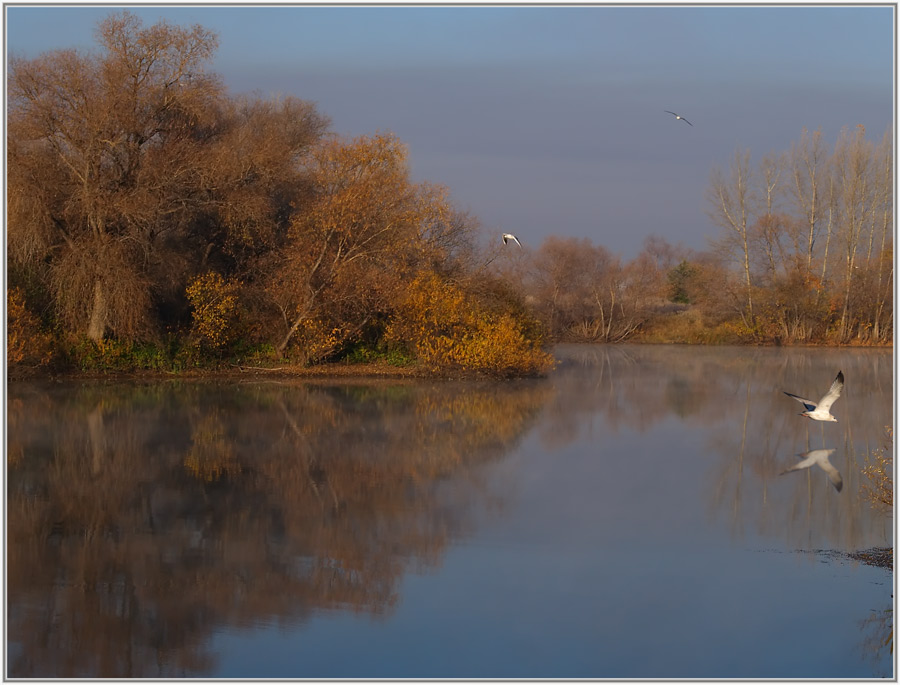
7 360 429 383
8 339 893 384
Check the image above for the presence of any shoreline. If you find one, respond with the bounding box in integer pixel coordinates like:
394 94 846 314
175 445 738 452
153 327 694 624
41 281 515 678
7 360 430 384
8 340 893 383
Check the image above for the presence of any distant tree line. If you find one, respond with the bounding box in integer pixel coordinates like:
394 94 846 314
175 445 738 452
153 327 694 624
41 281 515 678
7 13 891 378
496 126 892 346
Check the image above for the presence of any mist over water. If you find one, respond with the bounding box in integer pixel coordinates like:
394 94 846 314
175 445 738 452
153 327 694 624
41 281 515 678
7 345 893 678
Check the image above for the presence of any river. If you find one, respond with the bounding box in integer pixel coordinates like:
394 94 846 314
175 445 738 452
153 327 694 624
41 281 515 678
6 344 894 678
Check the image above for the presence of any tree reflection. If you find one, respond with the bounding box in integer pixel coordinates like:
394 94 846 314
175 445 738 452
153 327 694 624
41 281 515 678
7 378 552 677
542 345 892 551
858 604 893 677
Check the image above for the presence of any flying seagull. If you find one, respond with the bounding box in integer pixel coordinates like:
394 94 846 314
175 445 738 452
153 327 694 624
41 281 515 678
783 370 844 422
502 233 522 247
780 448 843 492
664 110 693 126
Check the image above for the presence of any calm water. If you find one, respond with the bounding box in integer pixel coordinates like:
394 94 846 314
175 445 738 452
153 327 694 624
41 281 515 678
6 345 894 678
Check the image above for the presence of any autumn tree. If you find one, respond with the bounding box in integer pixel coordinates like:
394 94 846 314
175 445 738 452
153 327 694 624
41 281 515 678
622 235 697 318
8 12 331 353
705 125 892 344
199 94 329 267
261 132 458 355
637 235 687 277
8 12 222 342
523 236 647 342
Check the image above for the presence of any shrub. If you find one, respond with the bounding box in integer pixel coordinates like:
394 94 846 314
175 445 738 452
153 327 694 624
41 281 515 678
7 287 53 367
288 317 349 365
186 272 244 353
69 338 173 372
385 272 554 377
341 341 415 367
860 428 893 514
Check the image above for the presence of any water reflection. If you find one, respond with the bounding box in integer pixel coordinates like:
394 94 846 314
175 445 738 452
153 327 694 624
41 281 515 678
7 379 552 677
7 345 892 678
780 449 843 492
859 604 894 678
543 344 891 551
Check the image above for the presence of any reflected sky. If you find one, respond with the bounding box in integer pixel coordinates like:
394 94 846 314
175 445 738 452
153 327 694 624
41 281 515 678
6 345 893 678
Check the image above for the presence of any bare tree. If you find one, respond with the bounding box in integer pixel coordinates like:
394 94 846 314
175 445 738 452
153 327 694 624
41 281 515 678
831 125 875 340
706 147 757 326
749 213 790 287
758 150 784 217
788 128 829 275
523 236 645 342
870 127 894 341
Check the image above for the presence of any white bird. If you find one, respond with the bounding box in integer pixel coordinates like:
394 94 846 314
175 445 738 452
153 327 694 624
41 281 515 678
783 370 844 422
780 448 843 492
502 233 522 247
664 110 693 126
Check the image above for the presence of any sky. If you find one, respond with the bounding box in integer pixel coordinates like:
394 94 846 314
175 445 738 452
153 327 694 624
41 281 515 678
5 2 895 259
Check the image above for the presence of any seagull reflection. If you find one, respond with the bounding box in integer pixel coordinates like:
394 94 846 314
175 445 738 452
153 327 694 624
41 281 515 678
780 448 843 492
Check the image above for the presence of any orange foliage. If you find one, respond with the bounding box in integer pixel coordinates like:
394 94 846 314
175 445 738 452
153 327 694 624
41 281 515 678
386 272 554 377
7 288 52 367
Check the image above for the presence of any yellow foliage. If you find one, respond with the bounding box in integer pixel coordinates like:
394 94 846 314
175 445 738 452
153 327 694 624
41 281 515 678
860 428 893 514
293 317 348 364
7 287 52 367
186 272 243 351
386 272 554 377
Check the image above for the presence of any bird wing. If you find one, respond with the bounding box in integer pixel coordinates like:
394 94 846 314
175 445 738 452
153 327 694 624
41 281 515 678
664 110 693 125
821 460 843 492
780 454 816 475
816 371 844 412
511 235 522 247
806 450 842 492
783 391 817 412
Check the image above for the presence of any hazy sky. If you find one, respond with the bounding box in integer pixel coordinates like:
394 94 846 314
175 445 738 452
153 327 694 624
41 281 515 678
5 3 894 258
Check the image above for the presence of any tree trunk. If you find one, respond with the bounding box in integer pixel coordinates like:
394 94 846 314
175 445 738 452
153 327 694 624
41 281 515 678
816 206 834 307
87 280 108 343
742 234 754 324
277 309 306 354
